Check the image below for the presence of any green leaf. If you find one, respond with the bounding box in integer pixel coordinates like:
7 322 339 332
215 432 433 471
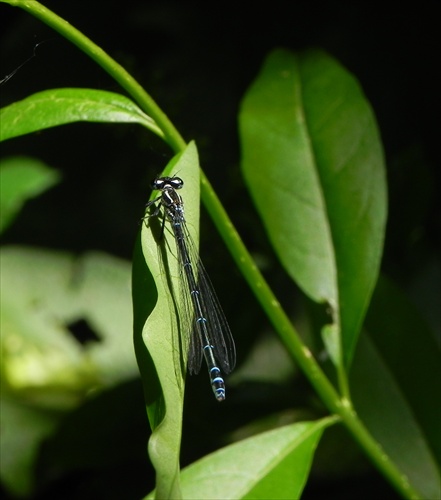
145 417 337 500
0 88 164 141
0 156 60 234
351 275 441 499
239 49 387 368
135 141 200 499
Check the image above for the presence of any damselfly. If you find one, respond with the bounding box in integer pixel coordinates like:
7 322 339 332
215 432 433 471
145 176 236 401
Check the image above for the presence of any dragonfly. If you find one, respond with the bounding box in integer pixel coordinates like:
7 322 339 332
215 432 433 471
145 176 236 401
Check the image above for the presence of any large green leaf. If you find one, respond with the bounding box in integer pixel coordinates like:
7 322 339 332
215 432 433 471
0 88 164 141
239 49 387 368
134 141 201 499
146 417 337 499
0 156 60 234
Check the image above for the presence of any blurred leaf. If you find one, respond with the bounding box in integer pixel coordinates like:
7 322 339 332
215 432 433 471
1 247 136 403
146 418 337 500
0 88 164 141
135 141 200 499
0 397 59 497
0 156 60 234
0 246 137 496
351 275 441 499
231 332 296 384
239 49 387 368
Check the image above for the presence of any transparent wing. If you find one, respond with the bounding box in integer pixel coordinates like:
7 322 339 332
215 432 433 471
179 221 236 375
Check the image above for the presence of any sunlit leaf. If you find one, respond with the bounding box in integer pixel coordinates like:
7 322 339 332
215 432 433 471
146 417 338 500
0 88 164 141
240 49 387 368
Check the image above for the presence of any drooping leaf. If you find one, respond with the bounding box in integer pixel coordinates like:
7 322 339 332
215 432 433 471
239 49 387 368
0 88 164 141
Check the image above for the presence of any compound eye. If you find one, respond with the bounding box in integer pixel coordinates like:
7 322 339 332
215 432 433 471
170 177 184 189
150 178 163 189
151 176 184 190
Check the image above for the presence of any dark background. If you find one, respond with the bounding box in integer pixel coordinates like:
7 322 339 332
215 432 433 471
1 1 439 499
